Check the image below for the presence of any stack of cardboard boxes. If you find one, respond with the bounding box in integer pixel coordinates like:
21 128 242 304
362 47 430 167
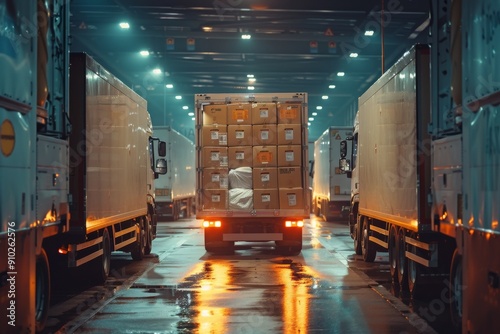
201 101 304 211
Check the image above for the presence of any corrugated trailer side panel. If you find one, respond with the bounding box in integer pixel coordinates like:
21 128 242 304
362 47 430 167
69 53 149 236
358 45 431 231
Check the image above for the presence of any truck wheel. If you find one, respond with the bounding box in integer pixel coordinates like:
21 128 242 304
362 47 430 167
131 217 146 260
361 217 376 262
407 231 425 298
276 244 302 256
353 220 362 255
388 225 398 287
35 249 50 332
397 228 409 292
449 249 463 332
144 212 153 255
93 228 111 284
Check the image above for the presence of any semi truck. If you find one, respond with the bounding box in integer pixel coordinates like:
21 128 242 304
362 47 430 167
0 1 166 332
195 93 310 255
311 126 352 221
153 126 196 220
339 0 500 332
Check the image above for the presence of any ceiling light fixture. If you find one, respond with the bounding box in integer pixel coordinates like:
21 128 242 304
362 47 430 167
241 34 251 39
337 72 345 77
328 85 336 89
322 96 328 100
312 112 318 116
175 95 182 100
188 112 194 116
349 53 358 58
248 86 255 90
316 106 323 110
119 22 130 29
140 50 149 56
152 68 162 75
248 78 256 83
309 117 314 121
166 84 173 88
365 30 374 36
183 106 189 110
247 74 254 78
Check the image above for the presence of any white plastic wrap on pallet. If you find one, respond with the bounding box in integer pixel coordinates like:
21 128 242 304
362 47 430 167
228 167 253 189
228 188 254 210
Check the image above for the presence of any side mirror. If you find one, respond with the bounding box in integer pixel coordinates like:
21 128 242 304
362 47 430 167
158 141 166 157
339 158 351 178
155 158 167 175
340 140 347 159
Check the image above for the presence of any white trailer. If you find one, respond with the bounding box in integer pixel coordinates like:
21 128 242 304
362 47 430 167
311 126 352 221
0 3 166 332
339 0 500 331
153 126 196 220
195 93 310 255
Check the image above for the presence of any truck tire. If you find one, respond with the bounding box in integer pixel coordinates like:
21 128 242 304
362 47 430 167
397 228 409 292
388 225 398 287
353 222 362 255
449 249 463 332
35 249 50 333
144 212 153 255
93 228 111 284
131 217 146 260
407 231 425 298
204 228 234 254
361 217 376 262
276 244 302 256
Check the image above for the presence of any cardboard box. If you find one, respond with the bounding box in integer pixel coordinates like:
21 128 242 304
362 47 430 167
277 124 301 145
202 147 228 168
252 167 278 189
253 145 277 167
202 189 227 210
203 168 229 189
277 102 302 124
203 104 228 125
202 125 228 146
228 146 253 169
228 103 252 125
278 145 302 167
228 125 253 146
251 103 277 124
252 124 277 146
253 189 279 210
278 167 302 188
279 188 304 209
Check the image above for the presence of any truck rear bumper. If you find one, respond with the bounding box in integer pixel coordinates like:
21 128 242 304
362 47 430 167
223 233 283 242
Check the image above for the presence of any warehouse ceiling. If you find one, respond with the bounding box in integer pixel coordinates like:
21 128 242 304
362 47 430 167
69 0 430 141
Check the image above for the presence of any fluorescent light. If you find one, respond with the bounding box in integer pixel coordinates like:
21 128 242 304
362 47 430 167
349 53 358 58
316 106 323 110
329 85 336 89
140 50 149 56
175 95 182 100
312 112 318 116
152 68 162 75
309 117 314 121
241 34 251 39
247 74 254 78
192 117 195 121
248 86 255 90
202 26 213 32
119 22 130 29
337 72 345 77
308 122 311 126
188 112 194 116
322 95 328 100
248 78 256 83
166 84 173 88
365 30 374 36
183 106 189 110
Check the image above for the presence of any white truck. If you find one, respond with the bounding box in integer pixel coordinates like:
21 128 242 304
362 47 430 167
339 0 500 332
153 126 196 220
311 126 352 221
195 93 310 255
0 2 166 332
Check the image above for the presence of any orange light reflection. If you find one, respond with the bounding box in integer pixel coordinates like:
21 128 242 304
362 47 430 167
278 267 309 333
195 262 231 334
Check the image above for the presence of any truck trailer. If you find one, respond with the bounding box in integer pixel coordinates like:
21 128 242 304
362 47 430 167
195 93 310 255
339 0 500 332
0 2 166 332
153 126 196 220
311 126 352 221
